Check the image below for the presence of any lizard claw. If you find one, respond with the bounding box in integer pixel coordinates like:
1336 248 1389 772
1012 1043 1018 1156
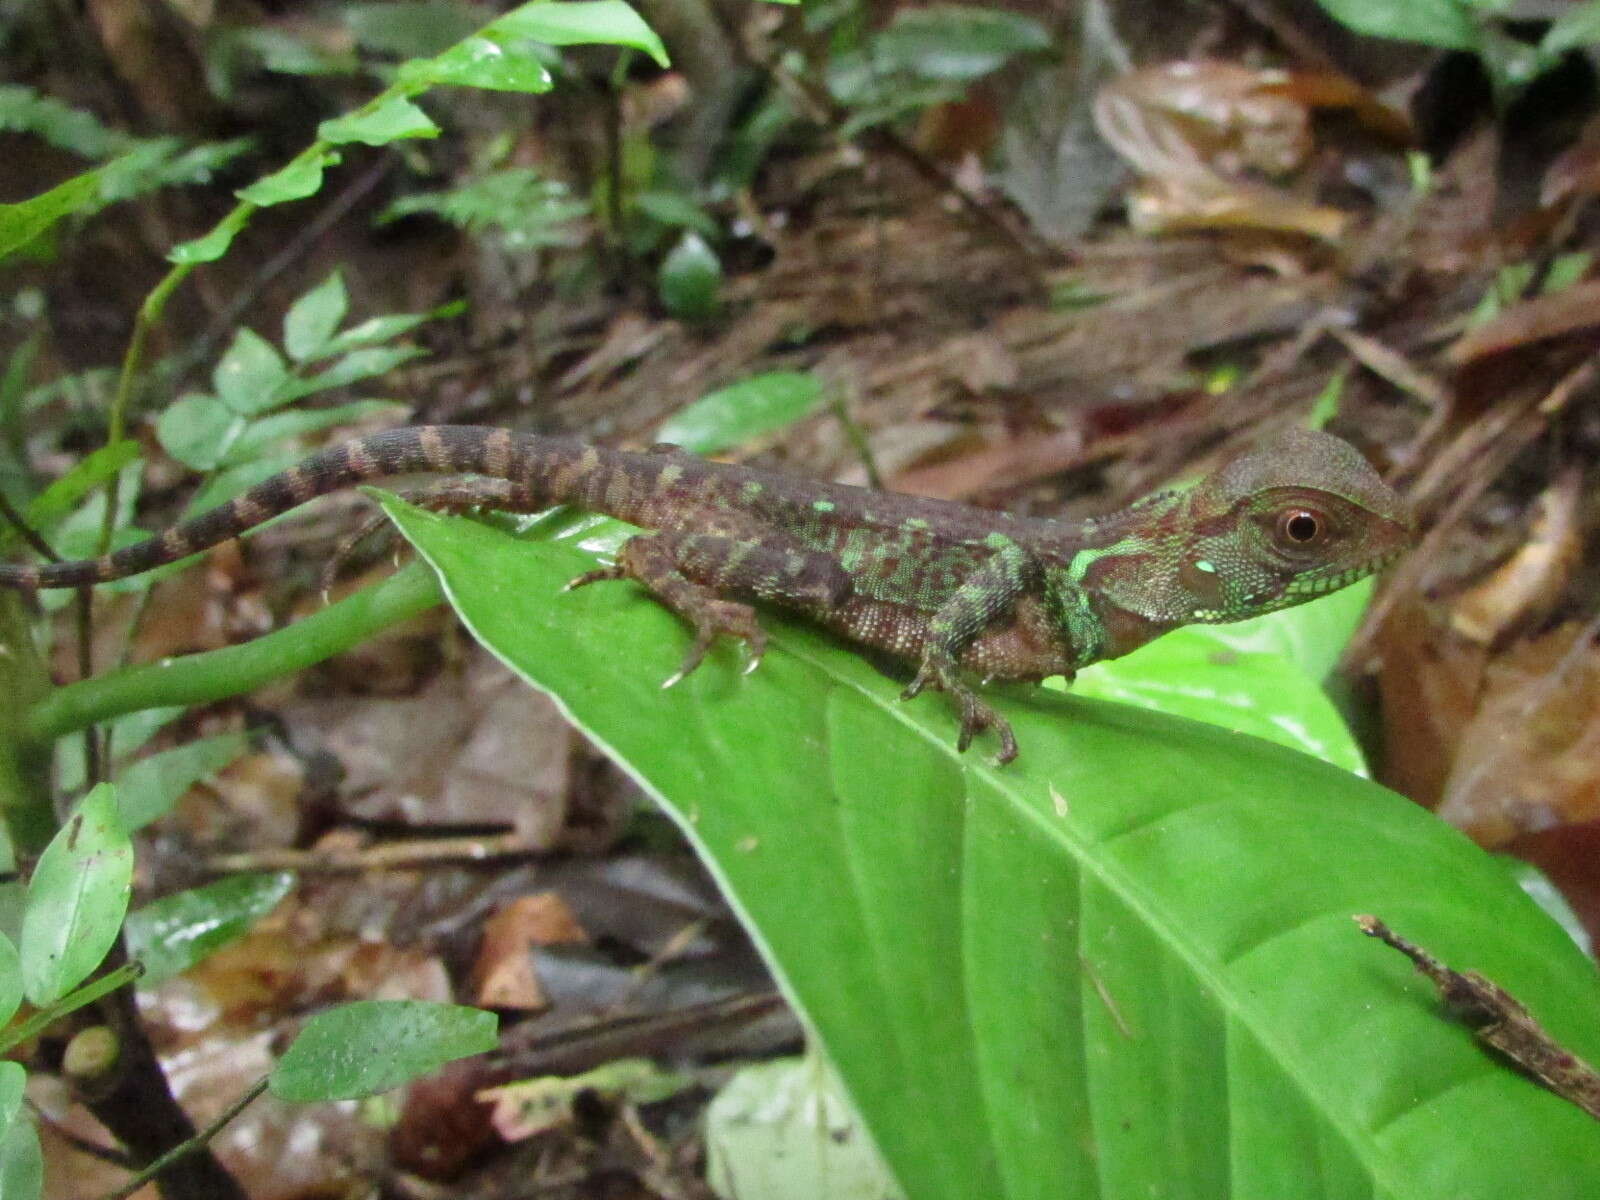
564 565 624 592
903 651 1018 764
661 602 765 688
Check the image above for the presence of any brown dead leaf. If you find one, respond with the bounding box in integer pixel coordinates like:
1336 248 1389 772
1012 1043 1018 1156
1437 621 1600 846
1448 278 1600 365
472 893 590 1011
1094 61 1371 241
1376 596 1487 809
1450 470 1583 645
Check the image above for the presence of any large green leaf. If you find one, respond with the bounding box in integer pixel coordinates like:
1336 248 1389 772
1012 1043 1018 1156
387 499 1600 1200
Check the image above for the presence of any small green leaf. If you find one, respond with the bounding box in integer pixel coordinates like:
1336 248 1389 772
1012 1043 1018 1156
270 1000 498 1102
0 935 20 1031
706 1057 902 1200
1313 0 1480 50
23 440 141 531
0 1109 40 1200
0 168 102 262
125 872 295 985
168 209 250 265
221 400 406 467
655 371 825 454
213 328 291 415
284 271 350 362
657 231 721 320
319 97 439 146
291 344 425 396
236 149 341 207
19 784 132 1007
871 5 1051 81
399 37 554 93
55 706 186 794
320 312 433 355
492 0 669 66
158 394 243 470
0 1062 24 1145
187 450 300 516
114 731 251 831
1544 1 1600 56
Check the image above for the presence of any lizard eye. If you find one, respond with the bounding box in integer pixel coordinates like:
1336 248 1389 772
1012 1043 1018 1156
1274 508 1326 549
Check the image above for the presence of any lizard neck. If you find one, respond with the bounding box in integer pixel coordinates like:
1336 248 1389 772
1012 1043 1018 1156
1049 490 1210 665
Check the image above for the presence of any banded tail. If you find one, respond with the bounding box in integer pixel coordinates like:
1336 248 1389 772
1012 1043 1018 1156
0 426 632 590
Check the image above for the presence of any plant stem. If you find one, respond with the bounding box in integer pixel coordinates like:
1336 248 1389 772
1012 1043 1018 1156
24 562 443 743
0 961 144 1054
99 1076 269 1200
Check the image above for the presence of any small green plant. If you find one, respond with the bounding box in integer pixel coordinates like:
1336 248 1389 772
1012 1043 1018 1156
1314 0 1600 103
0 4 669 1195
0 784 494 1196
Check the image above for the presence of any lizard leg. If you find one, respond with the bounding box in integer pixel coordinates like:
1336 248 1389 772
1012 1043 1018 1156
322 478 539 592
566 528 851 685
901 535 1035 764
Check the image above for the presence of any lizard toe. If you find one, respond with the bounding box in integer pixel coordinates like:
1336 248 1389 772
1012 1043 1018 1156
564 564 625 592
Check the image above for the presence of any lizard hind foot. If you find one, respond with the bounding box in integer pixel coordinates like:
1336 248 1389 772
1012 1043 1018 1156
662 600 767 688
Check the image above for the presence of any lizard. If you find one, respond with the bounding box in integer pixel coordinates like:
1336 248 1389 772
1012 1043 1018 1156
0 424 1411 763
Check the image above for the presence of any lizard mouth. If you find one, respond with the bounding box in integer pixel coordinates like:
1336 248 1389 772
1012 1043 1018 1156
1289 546 1406 598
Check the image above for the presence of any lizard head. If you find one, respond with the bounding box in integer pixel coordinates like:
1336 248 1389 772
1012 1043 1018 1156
1178 427 1412 621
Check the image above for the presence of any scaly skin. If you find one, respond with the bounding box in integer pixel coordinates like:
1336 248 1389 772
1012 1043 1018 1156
0 425 1411 762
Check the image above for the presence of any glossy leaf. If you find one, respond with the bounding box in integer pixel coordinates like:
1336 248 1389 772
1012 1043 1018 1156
125 872 295 985
398 36 553 94
319 97 439 146
0 168 100 262
493 1 668 65
19 784 132 1007
1071 623 1365 773
388 500 1600 1200
655 371 825 455
1313 0 1479 50
283 271 349 363
114 731 250 831
657 231 721 320
270 1000 498 1102
167 209 249 265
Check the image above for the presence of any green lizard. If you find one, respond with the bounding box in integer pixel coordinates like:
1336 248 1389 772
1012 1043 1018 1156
0 425 1409 763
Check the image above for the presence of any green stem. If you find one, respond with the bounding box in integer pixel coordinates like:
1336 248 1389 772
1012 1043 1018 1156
25 563 443 743
0 961 144 1054
99 1076 269 1200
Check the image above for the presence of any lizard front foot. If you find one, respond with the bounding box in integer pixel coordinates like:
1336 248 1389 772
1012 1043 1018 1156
902 655 1019 764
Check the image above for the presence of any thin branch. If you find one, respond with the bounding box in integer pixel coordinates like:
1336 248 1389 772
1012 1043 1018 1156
98 1077 270 1200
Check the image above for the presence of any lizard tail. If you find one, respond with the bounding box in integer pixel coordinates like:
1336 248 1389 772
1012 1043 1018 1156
0 426 596 590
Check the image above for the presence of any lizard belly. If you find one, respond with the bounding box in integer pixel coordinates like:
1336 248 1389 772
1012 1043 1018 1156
815 593 1076 682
